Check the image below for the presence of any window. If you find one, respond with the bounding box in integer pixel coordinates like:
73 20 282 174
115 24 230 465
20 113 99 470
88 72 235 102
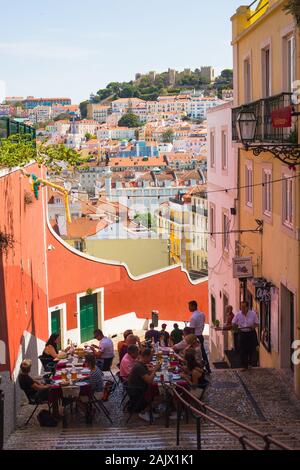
74 240 84 252
222 213 230 251
282 175 293 228
209 204 216 241
283 34 295 92
245 163 253 207
262 47 271 98
262 168 272 216
211 295 216 325
244 58 252 103
221 131 227 170
210 131 215 168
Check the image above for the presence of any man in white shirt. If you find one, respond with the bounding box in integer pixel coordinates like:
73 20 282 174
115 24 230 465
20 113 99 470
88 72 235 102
188 300 211 373
232 301 259 371
92 329 115 371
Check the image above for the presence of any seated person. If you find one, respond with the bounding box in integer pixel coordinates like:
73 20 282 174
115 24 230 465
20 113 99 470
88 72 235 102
170 323 183 346
159 324 170 347
120 344 139 380
127 348 161 422
180 351 207 398
18 359 51 402
119 334 139 363
91 329 114 371
83 354 104 401
172 327 193 353
117 329 133 358
182 334 203 364
42 333 69 362
145 323 160 345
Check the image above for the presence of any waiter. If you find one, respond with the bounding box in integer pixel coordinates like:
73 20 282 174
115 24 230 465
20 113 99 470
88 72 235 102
188 300 211 374
232 301 259 371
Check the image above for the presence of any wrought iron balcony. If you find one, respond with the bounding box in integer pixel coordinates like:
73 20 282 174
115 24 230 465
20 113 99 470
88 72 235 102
232 93 296 144
192 204 208 217
0 117 36 140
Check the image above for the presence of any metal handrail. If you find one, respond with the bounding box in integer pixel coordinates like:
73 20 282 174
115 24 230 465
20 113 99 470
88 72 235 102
171 383 293 451
247 1 269 21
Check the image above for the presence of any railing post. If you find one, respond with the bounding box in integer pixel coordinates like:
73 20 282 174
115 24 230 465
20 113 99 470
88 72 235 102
0 387 4 450
176 403 182 446
196 417 201 450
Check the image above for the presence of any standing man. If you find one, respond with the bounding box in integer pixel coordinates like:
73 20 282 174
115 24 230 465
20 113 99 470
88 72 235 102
232 301 259 371
188 300 211 374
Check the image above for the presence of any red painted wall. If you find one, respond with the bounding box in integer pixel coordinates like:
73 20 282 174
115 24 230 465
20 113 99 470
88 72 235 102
47 226 208 328
0 165 48 374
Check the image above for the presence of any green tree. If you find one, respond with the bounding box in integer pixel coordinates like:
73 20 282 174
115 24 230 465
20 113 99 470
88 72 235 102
54 113 71 121
85 132 95 141
283 1 300 27
79 101 89 118
118 112 142 128
0 134 85 171
161 129 174 143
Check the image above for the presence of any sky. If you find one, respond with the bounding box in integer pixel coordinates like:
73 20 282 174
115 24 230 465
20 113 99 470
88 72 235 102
0 0 244 104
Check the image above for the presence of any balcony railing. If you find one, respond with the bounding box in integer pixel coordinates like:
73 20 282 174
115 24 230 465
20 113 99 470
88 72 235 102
0 117 36 140
192 205 208 217
232 93 295 143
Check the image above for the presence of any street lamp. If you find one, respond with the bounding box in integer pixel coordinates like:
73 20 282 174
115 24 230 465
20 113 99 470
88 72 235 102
236 110 257 143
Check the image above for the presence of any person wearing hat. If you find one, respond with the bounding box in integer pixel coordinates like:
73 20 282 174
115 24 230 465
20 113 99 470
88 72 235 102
159 324 170 347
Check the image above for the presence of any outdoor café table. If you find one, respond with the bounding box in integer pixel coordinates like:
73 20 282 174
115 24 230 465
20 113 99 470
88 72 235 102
50 367 91 426
152 351 188 427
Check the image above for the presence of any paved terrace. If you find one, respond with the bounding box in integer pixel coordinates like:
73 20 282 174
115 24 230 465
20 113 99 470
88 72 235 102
5 366 300 450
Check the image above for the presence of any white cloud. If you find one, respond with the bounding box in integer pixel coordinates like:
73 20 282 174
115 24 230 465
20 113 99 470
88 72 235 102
0 41 99 60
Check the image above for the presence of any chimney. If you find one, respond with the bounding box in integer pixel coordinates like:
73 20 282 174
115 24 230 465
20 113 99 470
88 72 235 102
57 214 67 236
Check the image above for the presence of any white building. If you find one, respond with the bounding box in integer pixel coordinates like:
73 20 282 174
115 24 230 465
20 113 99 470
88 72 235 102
111 98 145 113
207 101 239 363
73 120 99 136
187 97 223 120
29 105 52 123
87 104 110 123
96 127 136 141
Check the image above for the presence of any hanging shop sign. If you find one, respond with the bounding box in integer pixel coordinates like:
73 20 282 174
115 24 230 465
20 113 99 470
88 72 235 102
271 106 292 128
232 257 253 279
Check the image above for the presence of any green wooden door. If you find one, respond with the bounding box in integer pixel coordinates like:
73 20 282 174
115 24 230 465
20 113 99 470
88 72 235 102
51 310 61 349
80 294 98 343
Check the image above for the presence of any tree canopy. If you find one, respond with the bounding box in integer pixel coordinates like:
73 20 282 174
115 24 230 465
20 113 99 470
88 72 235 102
0 134 84 171
118 112 142 128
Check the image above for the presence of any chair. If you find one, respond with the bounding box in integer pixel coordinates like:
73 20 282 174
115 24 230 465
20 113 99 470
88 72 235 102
38 355 56 375
101 357 119 387
125 387 154 424
22 389 51 426
86 382 113 424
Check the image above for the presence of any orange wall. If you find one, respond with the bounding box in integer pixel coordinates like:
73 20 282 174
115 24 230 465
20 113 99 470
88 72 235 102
0 165 48 374
47 229 208 327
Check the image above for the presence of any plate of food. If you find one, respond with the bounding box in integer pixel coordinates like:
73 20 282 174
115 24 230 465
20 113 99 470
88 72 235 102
74 381 89 387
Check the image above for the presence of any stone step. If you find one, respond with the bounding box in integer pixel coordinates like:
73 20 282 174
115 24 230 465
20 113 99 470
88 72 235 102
5 421 300 450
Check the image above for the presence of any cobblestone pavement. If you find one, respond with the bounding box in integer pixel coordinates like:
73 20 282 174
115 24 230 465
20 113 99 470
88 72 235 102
5 367 300 450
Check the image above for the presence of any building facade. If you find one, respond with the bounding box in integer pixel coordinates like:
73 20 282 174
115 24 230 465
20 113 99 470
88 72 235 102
231 0 300 394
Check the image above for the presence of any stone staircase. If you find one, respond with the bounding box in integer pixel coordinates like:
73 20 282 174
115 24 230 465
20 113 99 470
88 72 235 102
5 419 300 450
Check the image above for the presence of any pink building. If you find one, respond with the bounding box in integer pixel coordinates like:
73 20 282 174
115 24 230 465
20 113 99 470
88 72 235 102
207 101 239 362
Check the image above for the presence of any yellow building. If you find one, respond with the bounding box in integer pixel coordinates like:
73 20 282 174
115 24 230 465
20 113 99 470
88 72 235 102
231 0 300 394
189 187 208 275
156 195 191 269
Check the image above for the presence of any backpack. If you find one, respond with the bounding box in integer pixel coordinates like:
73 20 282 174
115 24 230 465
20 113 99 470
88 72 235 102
37 410 58 427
